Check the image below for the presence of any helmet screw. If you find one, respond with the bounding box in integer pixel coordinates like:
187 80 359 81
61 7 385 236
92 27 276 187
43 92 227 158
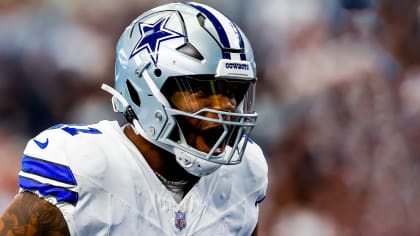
148 127 155 136
154 68 162 77
155 112 163 122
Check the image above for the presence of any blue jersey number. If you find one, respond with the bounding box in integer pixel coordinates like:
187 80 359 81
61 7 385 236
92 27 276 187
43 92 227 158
49 124 102 136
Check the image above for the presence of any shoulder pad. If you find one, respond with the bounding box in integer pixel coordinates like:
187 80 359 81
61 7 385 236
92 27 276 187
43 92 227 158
19 122 107 206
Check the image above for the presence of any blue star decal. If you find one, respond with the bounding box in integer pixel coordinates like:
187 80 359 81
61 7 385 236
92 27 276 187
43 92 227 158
130 16 185 64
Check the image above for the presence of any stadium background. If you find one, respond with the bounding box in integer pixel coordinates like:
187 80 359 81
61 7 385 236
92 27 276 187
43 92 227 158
1 0 420 235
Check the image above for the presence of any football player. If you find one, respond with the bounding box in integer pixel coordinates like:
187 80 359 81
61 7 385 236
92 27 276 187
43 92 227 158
0 2 268 235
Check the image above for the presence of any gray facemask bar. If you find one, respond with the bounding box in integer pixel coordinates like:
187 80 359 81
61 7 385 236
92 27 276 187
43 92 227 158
164 107 257 164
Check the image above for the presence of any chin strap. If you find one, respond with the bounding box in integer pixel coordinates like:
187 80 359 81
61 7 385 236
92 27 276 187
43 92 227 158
101 83 145 137
174 147 221 177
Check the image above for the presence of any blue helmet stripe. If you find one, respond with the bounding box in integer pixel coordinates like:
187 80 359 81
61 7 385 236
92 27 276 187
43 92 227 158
231 23 246 60
21 155 77 185
19 176 78 206
184 2 231 59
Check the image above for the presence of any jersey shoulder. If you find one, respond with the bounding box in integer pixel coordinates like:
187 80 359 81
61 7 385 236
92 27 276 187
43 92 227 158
24 121 118 162
219 138 268 202
241 138 268 202
19 120 122 206
243 138 268 175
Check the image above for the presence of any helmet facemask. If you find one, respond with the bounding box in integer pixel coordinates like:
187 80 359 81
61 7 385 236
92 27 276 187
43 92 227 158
160 75 257 165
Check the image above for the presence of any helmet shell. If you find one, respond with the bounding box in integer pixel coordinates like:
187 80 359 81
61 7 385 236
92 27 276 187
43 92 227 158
113 2 257 176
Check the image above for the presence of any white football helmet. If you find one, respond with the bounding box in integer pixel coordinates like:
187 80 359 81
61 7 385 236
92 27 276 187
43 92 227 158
102 2 258 176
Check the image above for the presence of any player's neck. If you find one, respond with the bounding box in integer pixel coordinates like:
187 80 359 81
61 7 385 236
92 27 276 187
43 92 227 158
123 124 198 182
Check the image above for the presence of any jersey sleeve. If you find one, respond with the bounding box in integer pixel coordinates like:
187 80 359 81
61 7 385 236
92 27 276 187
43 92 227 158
18 125 79 206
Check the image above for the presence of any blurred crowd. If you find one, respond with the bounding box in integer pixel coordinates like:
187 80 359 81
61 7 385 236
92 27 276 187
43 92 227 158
1 0 420 235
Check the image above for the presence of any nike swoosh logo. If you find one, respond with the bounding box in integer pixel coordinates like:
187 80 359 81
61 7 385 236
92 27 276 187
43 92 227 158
34 138 49 149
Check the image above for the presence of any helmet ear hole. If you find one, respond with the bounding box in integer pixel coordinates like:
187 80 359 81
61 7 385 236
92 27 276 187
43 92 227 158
126 80 141 106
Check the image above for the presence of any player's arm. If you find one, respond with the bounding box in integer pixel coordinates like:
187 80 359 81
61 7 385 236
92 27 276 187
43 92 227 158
0 191 70 236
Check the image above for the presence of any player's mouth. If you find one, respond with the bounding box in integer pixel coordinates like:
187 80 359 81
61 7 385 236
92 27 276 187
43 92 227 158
195 126 226 154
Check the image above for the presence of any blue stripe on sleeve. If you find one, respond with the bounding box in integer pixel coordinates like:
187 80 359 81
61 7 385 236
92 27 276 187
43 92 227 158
21 155 77 185
19 176 78 206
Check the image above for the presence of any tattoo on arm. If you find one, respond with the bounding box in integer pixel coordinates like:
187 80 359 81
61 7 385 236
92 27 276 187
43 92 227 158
0 191 70 236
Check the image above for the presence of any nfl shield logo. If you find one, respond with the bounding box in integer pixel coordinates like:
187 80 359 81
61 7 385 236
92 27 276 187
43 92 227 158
175 210 186 230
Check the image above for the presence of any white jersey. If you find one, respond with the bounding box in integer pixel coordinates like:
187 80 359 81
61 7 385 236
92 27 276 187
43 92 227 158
19 120 268 236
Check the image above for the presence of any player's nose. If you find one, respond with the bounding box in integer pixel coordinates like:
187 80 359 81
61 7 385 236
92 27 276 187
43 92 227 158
210 94 236 111
205 94 236 120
